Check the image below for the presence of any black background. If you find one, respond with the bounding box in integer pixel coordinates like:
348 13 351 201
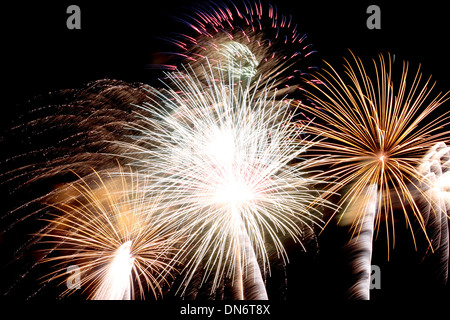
1 0 449 315
3 0 449 111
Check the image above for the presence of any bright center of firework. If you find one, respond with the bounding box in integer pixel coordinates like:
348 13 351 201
377 151 387 163
94 240 135 300
213 179 255 206
112 240 134 274
206 129 235 166
203 127 256 206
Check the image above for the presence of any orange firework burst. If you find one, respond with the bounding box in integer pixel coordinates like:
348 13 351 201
37 167 181 299
299 52 450 254
166 0 314 98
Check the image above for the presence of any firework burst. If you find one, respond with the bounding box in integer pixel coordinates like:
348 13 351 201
37 167 180 300
299 52 449 250
117 61 331 298
165 0 314 97
297 52 450 299
0 80 152 237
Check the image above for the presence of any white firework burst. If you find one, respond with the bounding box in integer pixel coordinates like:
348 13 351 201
117 62 332 299
166 0 314 98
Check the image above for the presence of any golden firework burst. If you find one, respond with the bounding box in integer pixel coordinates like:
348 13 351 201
299 52 450 254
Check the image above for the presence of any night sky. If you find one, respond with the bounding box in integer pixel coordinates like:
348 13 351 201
3 1 449 109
